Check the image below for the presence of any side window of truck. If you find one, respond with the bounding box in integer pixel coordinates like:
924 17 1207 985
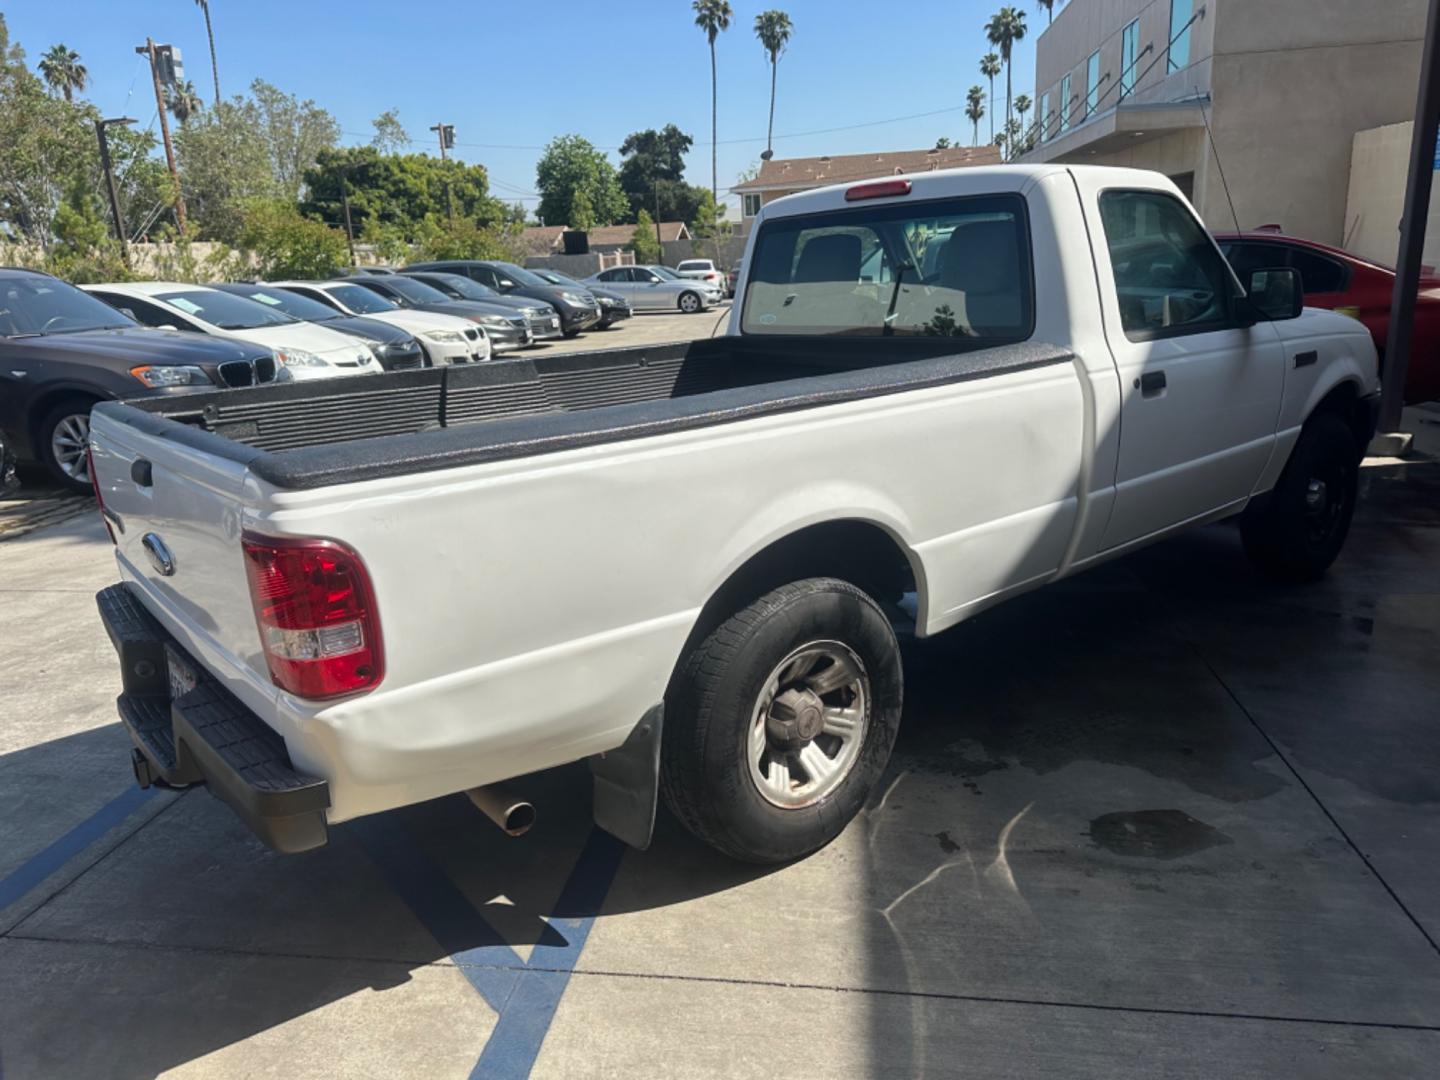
741 194 1033 341
1098 189 1240 341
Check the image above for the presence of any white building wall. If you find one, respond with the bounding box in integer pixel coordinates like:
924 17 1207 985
1345 121 1440 269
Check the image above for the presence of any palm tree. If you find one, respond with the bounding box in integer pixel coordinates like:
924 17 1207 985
194 0 220 105
693 0 734 204
979 53 1000 144
1015 92 1032 148
965 86 986 147
1004 118 1022 160
167 80 204 126
754 10 794 161
985 7 1028 147
38 44 87 102
1038 0 1054 25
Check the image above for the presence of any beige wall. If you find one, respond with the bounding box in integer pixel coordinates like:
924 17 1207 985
1345 121 1440 268
1207 0 1425 245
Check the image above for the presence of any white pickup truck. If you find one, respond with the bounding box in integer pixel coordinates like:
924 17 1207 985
90 165 1379 864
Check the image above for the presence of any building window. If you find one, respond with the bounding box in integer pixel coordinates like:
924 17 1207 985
742 193 762 218
1039 91 1052 142
1059 73 1072 132
1169 0 1193 72
1120 19 1139 98
1086 50 1101 117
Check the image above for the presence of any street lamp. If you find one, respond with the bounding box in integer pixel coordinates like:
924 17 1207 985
95 117 137 267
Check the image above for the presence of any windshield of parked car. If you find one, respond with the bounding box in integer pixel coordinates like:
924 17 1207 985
416 273 499 300
156 288 298 330
491 262 550 287
375 277 450 304
0 276 136 337
741 193 1034 340
226 286 340 322
677 261 712 272
324 283 397 313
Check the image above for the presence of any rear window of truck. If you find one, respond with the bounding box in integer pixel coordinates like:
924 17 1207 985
741 194 1033 341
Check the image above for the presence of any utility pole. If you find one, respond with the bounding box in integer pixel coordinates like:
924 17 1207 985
95 117 135 268
430 123 457 222
136 38 186 231
339 172 357 267
653 179 663 261
1374 0 1440 452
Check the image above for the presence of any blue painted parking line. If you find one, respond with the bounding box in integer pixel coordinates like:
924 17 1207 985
354 812 626 1080
0 785 154 913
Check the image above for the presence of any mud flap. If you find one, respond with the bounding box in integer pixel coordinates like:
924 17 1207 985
589 704 662 850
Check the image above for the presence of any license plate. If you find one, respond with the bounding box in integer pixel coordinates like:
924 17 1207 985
550 318 559 329
167 647 199 700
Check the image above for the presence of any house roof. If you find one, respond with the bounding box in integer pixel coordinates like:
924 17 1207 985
731 145 1001 193
517 221 691 251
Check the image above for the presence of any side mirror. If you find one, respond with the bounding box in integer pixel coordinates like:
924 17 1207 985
1246 267 1303 321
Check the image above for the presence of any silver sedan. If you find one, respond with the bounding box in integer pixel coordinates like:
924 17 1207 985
583 265 717 314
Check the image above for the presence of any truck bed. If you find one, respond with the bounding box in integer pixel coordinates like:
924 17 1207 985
99 336 1072 490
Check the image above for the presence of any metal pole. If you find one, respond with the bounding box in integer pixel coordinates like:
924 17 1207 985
431 122 449 161
653 180 663 260
137 38 186 231
339 172 357 267
95 119 132 268
1377 0 1440 438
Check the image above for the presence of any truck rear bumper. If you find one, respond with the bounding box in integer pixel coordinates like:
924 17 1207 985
97 583 331 854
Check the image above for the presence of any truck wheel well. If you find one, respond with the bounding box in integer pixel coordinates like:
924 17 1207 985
669 520 918 694
1308 380 1369 454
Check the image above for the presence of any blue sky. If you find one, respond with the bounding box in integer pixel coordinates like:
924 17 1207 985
5 0 1048 218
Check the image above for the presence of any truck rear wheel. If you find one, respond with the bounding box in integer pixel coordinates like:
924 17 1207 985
661 577 903 864
1241 413 1358 583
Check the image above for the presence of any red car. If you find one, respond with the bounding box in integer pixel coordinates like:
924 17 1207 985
1216 230 1440 403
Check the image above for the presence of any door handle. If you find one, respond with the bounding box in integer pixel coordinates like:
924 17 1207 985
1137 370 1167 396
130 459 153 487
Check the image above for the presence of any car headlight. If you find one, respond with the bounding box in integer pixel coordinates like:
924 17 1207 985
274 348 326 368
560 291 590 306
476 315 514 329
422 329 466 344
129 365 210 388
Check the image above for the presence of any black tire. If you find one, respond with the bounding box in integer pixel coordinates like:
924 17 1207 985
1241 412 1359 583
661 577 903 864
678 291 702 314
37 397 101 493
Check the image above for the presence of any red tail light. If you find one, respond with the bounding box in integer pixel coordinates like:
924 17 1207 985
241 532 384 700
845 179 913 201
87 445 117 545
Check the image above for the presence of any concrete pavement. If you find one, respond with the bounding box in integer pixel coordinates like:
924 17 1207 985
1 451 1437 1078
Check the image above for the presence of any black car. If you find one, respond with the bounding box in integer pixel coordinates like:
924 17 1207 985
0 268 277 490
398 271 564 342
346 276 537 353
404 260 602 336
214 283 425 371
527 268 632 328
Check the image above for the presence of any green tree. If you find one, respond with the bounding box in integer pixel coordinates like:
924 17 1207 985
172 98 279 242
413 215 518 262
250 79 340 202
965 85 986 146
534 134 626 227
985 7 1028 148
193 0 220 105
692 0 733 202
934 136 952 150
38 44 86 102
360 216 410 264
753 10 793 159
569 187 597 232
1014 94 1032 153
371 108 410 154
617 125 709 224
166 80 204 126
45 187 130 283
979 52 1000 143
1038 0 1053 26
237 199 348 279
301 145 504 239
631 208 661 264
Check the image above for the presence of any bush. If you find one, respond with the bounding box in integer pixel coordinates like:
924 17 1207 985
44 195 134 284
413 215 520 262
631 210 661 264
237 199 349 279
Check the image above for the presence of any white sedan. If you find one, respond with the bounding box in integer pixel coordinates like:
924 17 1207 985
269 280 489 365
84 282 384 381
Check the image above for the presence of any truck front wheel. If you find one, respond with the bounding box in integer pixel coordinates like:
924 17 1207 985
1241 413 1359 583
661 577 903 864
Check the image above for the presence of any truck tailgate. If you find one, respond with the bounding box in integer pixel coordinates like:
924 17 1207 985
89 405 277 716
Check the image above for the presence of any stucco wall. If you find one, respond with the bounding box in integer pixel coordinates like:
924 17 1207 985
1345 121 1440 268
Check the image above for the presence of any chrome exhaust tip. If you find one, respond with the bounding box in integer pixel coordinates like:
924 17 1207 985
466 785 536 837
